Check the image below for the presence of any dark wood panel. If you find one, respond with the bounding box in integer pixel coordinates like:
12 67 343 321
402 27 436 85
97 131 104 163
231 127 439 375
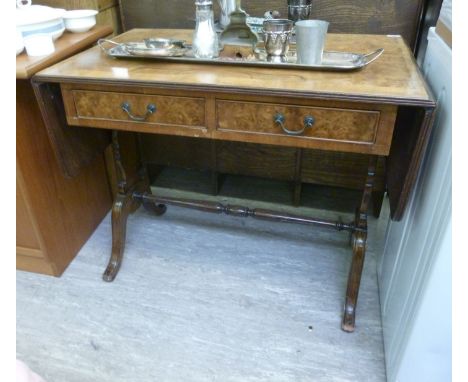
119 0 426 48
141 136 296 181
141 134 212 169
217 141 297 181
302 150 386 191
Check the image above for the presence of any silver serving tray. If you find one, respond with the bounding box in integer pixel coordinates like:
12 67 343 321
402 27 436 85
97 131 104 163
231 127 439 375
97 39 384 72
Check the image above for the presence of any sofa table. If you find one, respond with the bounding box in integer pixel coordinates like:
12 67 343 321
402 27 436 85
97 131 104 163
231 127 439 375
33 29 435 331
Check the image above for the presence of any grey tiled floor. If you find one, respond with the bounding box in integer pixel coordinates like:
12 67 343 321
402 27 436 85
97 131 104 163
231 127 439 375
17 172 388 382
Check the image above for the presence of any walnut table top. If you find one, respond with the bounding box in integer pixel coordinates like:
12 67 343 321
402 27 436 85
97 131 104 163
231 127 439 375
35 29 434 107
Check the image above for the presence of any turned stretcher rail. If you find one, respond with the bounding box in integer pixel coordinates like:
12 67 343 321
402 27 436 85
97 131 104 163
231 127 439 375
133 192 355 232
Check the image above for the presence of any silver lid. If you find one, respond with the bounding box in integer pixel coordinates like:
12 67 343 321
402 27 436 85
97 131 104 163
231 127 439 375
195 0 213 5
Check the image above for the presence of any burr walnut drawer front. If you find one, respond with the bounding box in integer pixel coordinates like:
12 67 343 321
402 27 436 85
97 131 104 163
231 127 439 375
66 90 207 136
215 100 396 155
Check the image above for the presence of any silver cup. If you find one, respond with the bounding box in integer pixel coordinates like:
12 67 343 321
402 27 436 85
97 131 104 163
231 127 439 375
263 19 294 56
295 19 329 65
287 0 312 22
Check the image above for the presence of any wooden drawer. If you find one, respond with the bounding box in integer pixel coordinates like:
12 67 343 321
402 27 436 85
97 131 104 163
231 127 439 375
215 99 396 155
64 89 208 137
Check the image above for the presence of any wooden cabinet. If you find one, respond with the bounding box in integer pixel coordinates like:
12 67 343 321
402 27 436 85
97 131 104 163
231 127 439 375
16 27 113 276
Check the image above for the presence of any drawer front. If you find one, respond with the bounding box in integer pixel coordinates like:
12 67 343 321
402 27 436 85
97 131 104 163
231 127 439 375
215 100 395 154
70 90 206 131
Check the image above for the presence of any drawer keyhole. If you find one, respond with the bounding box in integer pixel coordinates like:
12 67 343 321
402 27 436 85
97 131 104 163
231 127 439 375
121 102 156 122
274 113 315 136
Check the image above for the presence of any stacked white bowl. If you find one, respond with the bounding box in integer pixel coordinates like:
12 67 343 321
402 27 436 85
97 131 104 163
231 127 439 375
16 3 66 56
16 5 66 41
63 10 98 33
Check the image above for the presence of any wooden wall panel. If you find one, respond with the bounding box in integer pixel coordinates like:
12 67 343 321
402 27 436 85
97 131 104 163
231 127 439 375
119 0 426 48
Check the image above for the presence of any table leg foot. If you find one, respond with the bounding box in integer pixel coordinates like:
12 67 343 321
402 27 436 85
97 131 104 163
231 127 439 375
103 193 132 282
142 197 167 216
102 189 140 282
342 230 367 332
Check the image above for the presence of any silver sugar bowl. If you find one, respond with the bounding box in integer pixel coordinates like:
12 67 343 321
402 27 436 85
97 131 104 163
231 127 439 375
263 19 294 57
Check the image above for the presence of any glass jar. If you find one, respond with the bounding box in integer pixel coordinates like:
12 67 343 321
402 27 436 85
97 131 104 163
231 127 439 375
192 0 219 58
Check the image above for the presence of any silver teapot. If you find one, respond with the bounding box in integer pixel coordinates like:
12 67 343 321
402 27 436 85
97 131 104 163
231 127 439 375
217 0 236 28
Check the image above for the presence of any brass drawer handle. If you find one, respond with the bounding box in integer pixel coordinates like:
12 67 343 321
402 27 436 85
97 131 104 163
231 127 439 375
274 113 315 135
121 102 156 121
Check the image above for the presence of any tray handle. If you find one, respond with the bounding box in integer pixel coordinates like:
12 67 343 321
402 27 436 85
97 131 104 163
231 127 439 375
361 48 384 66
97 39 121 55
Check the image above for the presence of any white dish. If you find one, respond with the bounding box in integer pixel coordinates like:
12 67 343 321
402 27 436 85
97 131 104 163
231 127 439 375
24 33 55 57
63 9 97 33
16 5 65 41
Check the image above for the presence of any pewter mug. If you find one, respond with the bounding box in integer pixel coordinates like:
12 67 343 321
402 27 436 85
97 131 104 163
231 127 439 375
217 0 236 28
263 19 294 56
287 0 312 22
295 19 328 65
